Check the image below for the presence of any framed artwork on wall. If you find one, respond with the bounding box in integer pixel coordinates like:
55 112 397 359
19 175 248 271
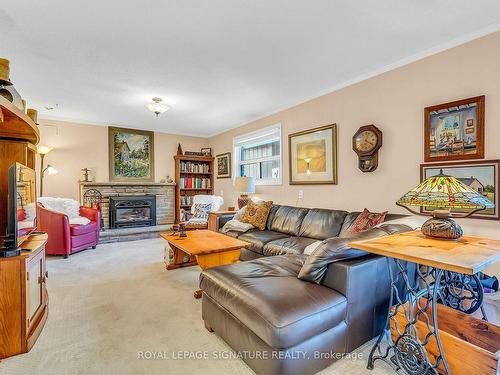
424 95 485 162
201 147 212 156
420 159 499 220
216 152 231 178
108 127 155 182
288 124 338 185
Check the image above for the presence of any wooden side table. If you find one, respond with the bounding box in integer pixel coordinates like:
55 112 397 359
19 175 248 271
350 231 500 375
207 210 236 232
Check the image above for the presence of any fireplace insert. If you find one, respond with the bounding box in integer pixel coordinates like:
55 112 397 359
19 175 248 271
109 196 156 228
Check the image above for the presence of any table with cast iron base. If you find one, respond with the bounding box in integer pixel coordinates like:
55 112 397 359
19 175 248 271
349 231 500 375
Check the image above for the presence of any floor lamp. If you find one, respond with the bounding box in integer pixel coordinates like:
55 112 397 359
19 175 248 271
37 145 57 196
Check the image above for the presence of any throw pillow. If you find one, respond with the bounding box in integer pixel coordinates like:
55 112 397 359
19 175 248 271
241 201 273 230
348 208 387 235
192 203 212 219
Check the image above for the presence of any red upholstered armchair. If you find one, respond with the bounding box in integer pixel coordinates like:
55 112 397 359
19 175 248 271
37 203 100 258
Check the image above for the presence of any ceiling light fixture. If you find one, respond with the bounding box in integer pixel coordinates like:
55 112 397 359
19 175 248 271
146 97 169 117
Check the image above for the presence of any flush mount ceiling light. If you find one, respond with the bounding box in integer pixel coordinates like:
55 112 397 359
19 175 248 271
146 97 169 117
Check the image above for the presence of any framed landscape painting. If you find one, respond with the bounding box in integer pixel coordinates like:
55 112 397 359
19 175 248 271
420 160 499 220
424 96 484 162
109 127 155 182
216 152 231 178
288 124 337 185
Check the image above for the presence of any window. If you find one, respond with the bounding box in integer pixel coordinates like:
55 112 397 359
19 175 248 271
233 124 282 185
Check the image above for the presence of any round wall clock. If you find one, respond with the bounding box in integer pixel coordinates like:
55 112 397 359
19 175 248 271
352 125 383 172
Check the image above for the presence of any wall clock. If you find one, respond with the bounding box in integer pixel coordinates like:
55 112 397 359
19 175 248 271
352 125 383 172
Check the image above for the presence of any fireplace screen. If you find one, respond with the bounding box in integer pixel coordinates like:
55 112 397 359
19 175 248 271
116 207 151 223
109 196 156 228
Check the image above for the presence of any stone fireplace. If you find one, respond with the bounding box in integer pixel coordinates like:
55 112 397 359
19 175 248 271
79 182 175 229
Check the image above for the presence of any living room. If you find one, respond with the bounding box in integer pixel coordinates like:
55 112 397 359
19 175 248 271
1 2 500 375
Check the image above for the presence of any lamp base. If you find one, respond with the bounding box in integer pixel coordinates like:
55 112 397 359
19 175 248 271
421 214 463 240
238 195 250 209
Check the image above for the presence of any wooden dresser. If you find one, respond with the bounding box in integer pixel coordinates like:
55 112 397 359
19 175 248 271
0 233 49 359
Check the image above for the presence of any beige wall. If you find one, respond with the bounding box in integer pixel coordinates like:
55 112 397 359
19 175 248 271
209 32 500 274
38 119 208 200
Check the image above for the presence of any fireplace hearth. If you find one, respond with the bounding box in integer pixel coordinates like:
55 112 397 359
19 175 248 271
109 196 156 228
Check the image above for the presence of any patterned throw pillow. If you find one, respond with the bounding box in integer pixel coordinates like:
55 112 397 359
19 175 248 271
241 201 273 230
348 208 387 234
192 203 212 219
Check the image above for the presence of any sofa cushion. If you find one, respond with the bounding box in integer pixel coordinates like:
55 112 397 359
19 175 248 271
200 255 347 349
265 204 281 230
298 224 413 283
338 212 360 237
299 208 348 240
263 236 318 256
269 206 309 236
237 230 289 254
70 221 98 236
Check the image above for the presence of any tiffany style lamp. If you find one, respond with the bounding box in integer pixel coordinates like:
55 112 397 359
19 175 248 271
396 169 495 239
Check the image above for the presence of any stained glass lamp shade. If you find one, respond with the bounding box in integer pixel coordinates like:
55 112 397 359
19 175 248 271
396 170 495 239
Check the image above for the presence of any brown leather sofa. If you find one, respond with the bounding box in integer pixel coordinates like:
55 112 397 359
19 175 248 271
200 205 414 375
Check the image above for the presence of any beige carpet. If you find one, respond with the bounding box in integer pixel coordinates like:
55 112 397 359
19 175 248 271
0 238 394 375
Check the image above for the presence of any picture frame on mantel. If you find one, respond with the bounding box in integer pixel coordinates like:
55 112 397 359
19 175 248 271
109 126 155 182
424 95 485 162
288 124 338 185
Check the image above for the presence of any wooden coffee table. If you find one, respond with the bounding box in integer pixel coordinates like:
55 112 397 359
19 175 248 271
160 230 250 298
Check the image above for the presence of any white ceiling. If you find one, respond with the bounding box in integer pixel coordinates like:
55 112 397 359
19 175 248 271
2 1 500 137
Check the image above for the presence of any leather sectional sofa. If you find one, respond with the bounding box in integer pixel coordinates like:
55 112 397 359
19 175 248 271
200 205 413 375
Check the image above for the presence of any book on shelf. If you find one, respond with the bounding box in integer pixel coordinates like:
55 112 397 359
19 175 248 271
180 195 193 206
179 161 210 173
179 177 211 189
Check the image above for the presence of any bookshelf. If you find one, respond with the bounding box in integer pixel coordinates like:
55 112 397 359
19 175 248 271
174 154 214 222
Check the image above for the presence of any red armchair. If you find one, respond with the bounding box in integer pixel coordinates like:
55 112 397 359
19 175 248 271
37 203 101 258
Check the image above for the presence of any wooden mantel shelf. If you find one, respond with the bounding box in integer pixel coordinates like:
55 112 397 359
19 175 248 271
0 96 40 144
79 181 176 186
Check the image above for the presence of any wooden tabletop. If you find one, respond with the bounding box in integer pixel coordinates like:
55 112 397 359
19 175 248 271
349 230 500 275
160 230 250 256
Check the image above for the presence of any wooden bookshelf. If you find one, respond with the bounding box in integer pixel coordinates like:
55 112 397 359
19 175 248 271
174 154 214 222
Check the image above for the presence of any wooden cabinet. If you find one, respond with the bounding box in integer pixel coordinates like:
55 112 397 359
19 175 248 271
0 96 39 235
0 234 48 359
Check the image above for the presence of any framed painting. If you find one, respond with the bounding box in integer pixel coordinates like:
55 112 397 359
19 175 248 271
109 127 154 182
424 95 485 162
216 152 231 178
288 124 337 185
420 159 499 220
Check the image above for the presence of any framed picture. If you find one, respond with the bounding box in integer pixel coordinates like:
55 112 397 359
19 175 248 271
424 95 484 162
420 159 499 220
201 147 212 156
288 124 337 185
108 127 154 182
216 152 231 178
